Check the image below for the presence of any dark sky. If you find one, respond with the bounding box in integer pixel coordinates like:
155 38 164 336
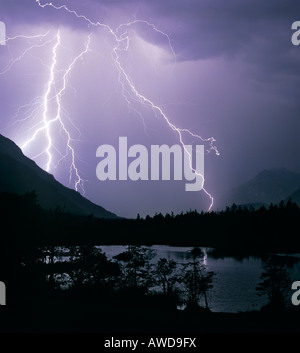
0 0 300 217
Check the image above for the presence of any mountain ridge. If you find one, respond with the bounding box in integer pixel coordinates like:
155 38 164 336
218 167 300 209
0 134 118 219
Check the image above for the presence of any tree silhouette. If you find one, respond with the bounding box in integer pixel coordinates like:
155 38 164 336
256 256 292 311
114 245 156 292
182 247 215 310
154 258 180 296
68 245 120 288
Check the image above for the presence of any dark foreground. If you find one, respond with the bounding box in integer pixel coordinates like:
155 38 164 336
1 192 300 336
0 291 299 333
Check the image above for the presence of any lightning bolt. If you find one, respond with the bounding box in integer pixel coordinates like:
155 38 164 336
6 29 90 193
10 0 219 210
22 31 61 172
53 34 91 192
0 31 51 75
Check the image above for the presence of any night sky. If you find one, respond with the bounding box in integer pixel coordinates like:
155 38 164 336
0 0 300 218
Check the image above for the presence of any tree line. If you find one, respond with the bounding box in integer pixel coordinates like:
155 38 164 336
28 245 215 311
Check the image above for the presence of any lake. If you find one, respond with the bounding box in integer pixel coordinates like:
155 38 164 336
99 245 300 313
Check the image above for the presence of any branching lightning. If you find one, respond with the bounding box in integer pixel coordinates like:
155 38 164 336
0 31 50 75
5 0 220 210
4 28 91 193
52 34 91 192
22 31 61 172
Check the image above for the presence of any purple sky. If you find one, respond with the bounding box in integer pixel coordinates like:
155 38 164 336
0 0 300 218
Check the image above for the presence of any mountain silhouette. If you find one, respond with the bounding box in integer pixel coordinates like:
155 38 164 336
287 188 300 206
218 168 300 209
0 134 118 219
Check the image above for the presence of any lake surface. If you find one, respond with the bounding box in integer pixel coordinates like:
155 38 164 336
100 245 300 313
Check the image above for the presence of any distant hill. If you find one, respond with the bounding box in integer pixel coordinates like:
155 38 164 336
287 188 300 206
0 134 118 219
218 168 300 209
233 202 267 210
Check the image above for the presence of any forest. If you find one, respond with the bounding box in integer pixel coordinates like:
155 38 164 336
0 190 299 252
